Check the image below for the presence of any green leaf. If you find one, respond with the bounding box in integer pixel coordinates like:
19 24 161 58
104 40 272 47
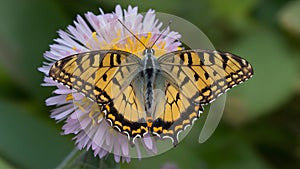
197 128 273 169
0 0 68 100
0 158 15 169
0 99 73 169
209 0 259 30
225 29 298 124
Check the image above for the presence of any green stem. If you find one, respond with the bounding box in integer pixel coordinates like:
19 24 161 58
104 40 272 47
55 148 120 169
55 148 82 169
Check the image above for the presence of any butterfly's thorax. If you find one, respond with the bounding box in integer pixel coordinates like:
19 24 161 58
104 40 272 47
141 48 160 70
141 48 160 122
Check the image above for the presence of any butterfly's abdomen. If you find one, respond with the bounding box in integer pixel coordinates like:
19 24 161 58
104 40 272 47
141 50 160 115
143 68 157 115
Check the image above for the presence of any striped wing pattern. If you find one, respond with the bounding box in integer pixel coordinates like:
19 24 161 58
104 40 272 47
49 50 141 104
150 81 203 145
158 50 253 104
49 49 253 146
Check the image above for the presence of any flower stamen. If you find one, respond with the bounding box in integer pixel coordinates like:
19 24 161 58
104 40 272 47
66 94 74 101
92 32 99 42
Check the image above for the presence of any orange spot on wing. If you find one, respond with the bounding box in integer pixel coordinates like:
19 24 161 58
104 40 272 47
146 117 153 127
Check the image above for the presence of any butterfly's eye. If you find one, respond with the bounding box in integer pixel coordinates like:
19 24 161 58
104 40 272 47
143 48 155 55
151 48 155 55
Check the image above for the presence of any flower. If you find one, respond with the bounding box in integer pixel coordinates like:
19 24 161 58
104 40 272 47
39 5 181 163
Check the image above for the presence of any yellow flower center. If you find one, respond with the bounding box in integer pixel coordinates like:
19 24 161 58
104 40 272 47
83 31 179 57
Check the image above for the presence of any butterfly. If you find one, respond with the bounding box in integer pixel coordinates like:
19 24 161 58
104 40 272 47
49 18 253 146
49 45 253 146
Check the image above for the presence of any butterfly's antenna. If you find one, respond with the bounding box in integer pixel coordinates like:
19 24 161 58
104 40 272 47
149 20 172 49
117 19 147 49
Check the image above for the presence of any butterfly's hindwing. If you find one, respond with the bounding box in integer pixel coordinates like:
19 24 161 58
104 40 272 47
151 81 203 145
103 77 150 140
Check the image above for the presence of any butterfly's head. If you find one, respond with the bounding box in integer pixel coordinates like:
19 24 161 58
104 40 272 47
143 48 155 55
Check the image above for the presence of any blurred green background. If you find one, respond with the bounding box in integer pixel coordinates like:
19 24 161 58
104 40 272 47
0 0 300 169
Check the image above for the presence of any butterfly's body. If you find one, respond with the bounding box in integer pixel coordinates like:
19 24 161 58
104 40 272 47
141 48 158 117
49 48 253 146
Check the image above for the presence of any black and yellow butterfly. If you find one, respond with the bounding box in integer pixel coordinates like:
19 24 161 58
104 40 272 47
49 45 253 146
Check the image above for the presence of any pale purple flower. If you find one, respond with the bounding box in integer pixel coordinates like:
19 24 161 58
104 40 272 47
39 5 181 163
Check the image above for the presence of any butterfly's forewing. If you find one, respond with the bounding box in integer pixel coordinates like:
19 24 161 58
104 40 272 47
49 50 141 104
